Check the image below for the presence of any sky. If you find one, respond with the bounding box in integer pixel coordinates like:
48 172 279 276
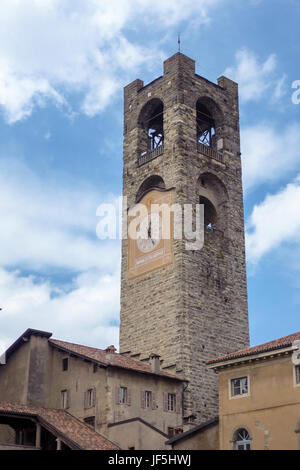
0 0 299 354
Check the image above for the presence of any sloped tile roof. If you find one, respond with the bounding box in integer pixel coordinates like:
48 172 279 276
209 331 300 366
165 417 219 445
49 338 184 381
0 402 119 450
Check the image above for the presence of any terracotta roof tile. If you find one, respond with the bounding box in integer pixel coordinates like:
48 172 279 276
209 331 300 366
49 338 184 381
0 402 119 450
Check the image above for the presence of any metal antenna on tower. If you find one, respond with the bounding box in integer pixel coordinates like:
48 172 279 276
178 33 181 53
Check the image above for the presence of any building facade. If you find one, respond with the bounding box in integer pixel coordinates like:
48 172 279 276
0 328 184 450
120 52 249 422
209 332 300 450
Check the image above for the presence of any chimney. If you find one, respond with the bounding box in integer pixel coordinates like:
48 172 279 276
183 414 197 431
105 345 117 362
149 353 161 374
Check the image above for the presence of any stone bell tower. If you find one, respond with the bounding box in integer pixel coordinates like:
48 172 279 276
120 53 249 422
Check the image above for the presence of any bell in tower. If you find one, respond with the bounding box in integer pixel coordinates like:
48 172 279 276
120 52 249 423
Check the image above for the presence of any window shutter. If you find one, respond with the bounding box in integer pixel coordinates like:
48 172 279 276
141 391 145 409
127 389 132 406
163 392 168 412
84 391 87 409
66 390 71 409
176 394 180 413
92 388 96 407
115 387 120 405
151 392 156 410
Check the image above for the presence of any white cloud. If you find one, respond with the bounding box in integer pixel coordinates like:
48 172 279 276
0 156 122 353
272 73 287 101
0 155 123 354
0 0 223 123
225 49 285 102
0 158 121 271
246 176 300 262
0 335 12 358
0 66 66 123
241 122 300 191
0 267 120 355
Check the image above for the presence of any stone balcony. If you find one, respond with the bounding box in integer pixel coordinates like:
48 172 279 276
197 142 224 164
138 144 164 166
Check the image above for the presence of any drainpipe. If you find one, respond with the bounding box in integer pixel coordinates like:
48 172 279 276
182 381 189 421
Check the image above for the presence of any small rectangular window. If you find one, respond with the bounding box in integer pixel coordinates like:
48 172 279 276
87 388 94 408
62 358 68 371
296 365 300 385
93 364 98 373
84 388 96 408
120 387 127 404
145 391 152 409
168 393 176 412
61 390 69 409
231 377 248 397
168 427 174 438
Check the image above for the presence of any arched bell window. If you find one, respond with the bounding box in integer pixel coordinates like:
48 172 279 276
196 101 215 147
147 104 164 151
198 172 228 233
138 99 164 156
199 196 218 229
233 429 251 451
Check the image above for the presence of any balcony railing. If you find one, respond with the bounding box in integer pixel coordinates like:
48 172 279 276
197 142 224 164
137 143 223 166
138 144 164 166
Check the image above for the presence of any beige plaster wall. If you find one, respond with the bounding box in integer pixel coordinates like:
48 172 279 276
108 420 168 450
46 346 183 439
0 341 30 404
218 354 300 450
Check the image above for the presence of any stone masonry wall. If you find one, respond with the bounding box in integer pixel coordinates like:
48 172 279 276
120 53 249 423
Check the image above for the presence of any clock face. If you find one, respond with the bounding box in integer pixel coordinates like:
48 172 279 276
127 189 174 279
137 215 162 253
